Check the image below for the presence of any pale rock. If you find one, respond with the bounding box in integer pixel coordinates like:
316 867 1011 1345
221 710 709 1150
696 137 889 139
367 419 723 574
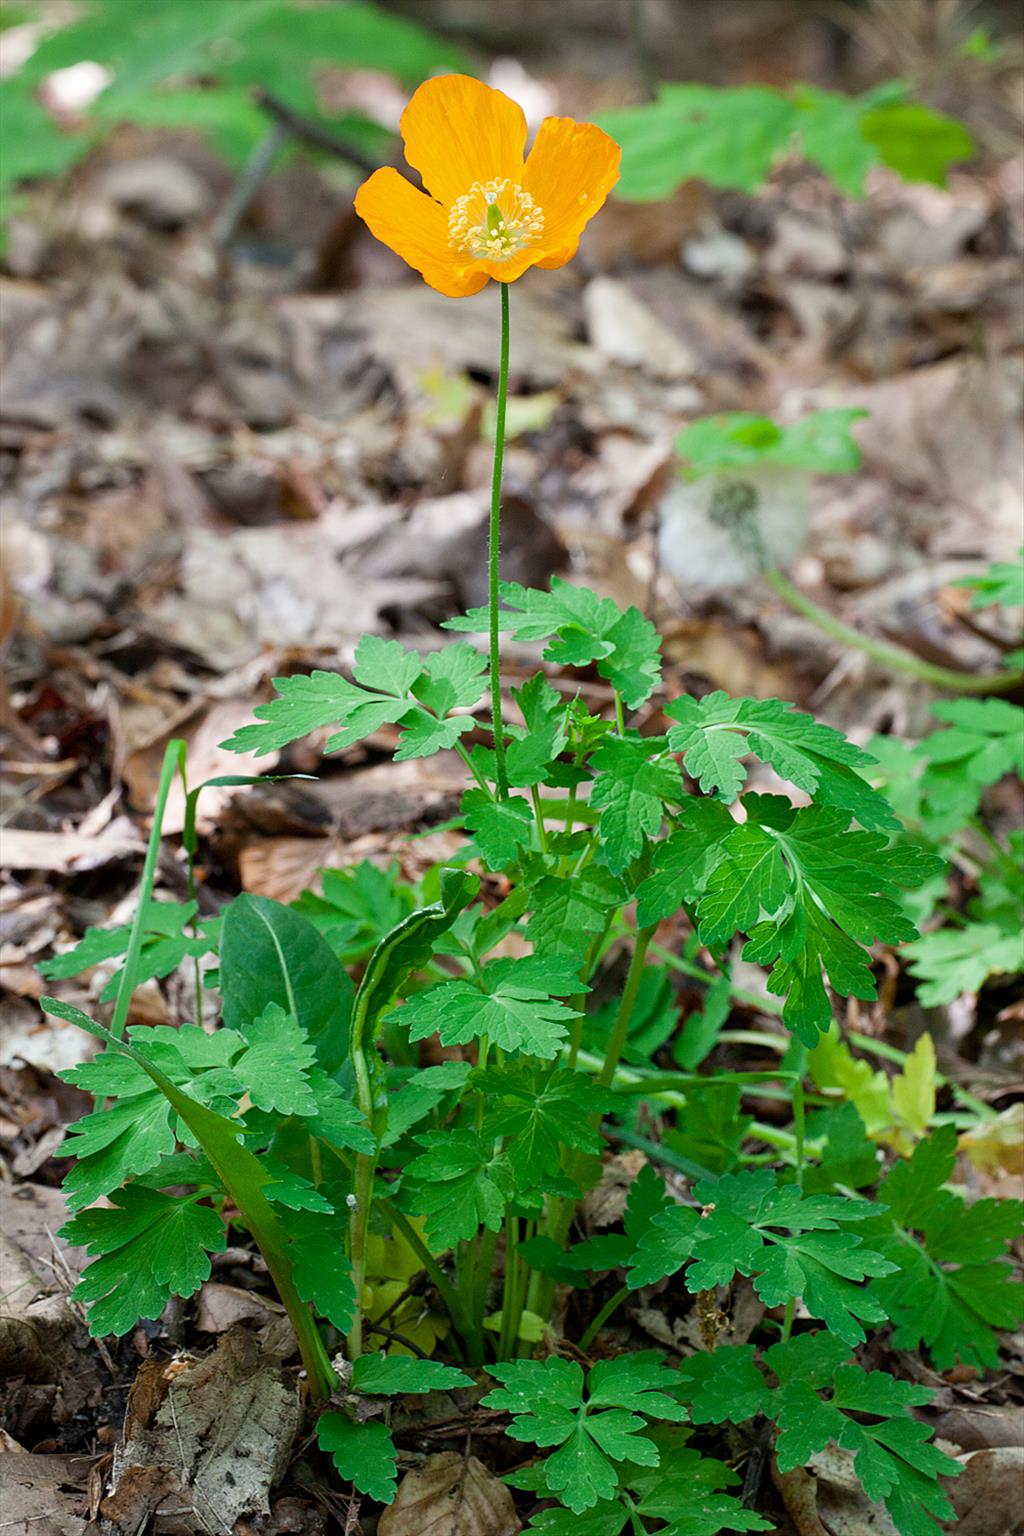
584 276 699 380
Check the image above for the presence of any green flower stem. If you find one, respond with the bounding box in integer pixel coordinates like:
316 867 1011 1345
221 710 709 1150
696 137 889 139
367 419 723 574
110 740 185 1039
613 690 626 734
598 926 656 1087
765 566 1024 694
578 1284 630 1353
489 281 511 799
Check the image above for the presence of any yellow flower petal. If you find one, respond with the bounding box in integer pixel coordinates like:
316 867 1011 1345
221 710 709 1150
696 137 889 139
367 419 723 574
524 117 621 268
400 74 528 208
353 167 487 298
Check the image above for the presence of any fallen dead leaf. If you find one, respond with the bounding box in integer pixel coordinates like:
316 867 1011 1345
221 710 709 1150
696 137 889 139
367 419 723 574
3 823 144 873
0 1452 93 1536
194 1281 281 1334
584 276 699 381
771 1460 829 1536
123 697 280 829
378 1452 521 1536
105 1329 300 1536
943 1447 1024 1535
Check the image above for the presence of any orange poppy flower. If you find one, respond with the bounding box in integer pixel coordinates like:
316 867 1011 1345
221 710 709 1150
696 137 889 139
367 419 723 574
354 74 620 298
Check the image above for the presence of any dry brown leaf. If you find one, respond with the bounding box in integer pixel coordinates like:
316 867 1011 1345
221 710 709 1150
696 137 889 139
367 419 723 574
378 1452 520 1536
2 824 144 874
195 1282 281 1334
123 698 280 828
771 1461 829 1536
105 1330 300 1535
943 1448 1024 1536
584 276 699 380
0 1452 92 1536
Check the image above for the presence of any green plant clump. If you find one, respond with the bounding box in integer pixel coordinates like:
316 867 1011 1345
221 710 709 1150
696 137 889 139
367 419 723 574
42 548 1024 1531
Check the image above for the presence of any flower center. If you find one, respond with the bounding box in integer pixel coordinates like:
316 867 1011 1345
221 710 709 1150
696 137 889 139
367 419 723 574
447 179 544 261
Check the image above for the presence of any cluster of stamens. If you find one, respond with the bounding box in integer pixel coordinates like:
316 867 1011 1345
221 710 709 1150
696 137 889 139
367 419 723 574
447 178 544 261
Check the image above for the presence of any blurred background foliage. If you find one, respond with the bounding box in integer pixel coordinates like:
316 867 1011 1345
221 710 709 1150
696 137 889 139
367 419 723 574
2 0 1017 245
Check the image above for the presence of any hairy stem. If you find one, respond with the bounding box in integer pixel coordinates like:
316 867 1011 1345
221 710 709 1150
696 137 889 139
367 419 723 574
489 281 511 798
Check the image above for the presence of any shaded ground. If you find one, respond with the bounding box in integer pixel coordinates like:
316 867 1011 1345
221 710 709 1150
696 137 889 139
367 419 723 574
1 6 1022 1533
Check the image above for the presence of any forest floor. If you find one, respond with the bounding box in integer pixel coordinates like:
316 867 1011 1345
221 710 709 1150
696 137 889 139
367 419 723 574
2 20 1023 1536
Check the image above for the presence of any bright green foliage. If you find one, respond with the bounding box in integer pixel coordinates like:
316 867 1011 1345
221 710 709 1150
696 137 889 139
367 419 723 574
57 1023 236 1208
350 1353 472 1395
220 893 354 1075
598 80 972 201
864 1126 1024 1371
634 800 734 927
461 789 535 868
589 736 682 873
955 550 1024 610
38 899 214 1002
903 922 1022 1005
349 869 478 1069
482 1354 687 1514
47 547 1020 1536
628 1167 894 1345
628 1432 774 1535
220 639 486 762
56 1007 371 1209
917 699 1024 826
527 865 626 954
390 970 580 1058
380 1061 471 1148
695 799 940 1042
519 1431 772 1534
478 1066 615 1188
231 1002 317 1115
406 1129 510 1247
676 410 866 478
564 1162 670 1273
445 579 662 709
507 673 570 787
61 1187 226 1337
279 1210 355 1332
665 692 896 830
317 1413 397 1504
292 861 414 964
802 1103 882 1195
587 965 677 1066
679 1335 961 1536
663 1079 751 1176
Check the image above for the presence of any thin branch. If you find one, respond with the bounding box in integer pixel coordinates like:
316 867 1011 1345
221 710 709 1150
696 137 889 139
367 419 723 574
253 88 382 175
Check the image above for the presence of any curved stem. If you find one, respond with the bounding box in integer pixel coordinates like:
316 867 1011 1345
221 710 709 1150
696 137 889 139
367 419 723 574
378 1199 475 1356
579 1284 630 1353
765 567 1024 695
489 282 511 798
111 740 185 1039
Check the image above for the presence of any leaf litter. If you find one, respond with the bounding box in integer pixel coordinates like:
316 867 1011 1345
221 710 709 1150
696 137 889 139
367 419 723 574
1 5 1022 1533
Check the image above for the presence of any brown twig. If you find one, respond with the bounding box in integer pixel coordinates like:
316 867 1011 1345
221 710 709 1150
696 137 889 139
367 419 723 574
253 88 382 175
